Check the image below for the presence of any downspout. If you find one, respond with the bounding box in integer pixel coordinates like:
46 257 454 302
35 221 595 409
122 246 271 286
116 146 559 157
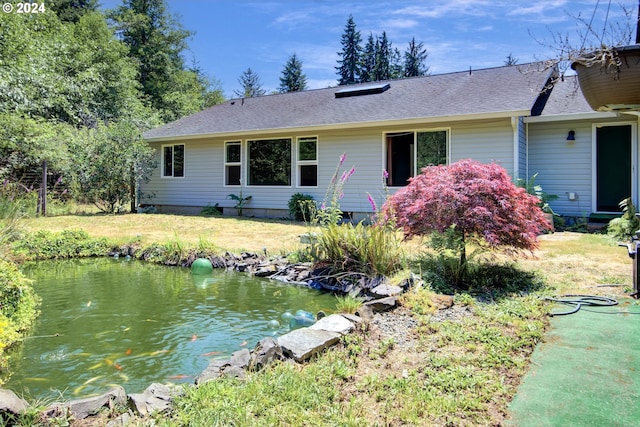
511 116 519 179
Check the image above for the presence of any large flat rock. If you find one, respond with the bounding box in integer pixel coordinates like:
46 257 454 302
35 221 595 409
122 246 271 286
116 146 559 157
309 314 356 335
277 328 341 362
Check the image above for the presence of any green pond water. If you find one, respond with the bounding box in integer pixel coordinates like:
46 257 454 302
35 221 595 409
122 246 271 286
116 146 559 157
7 258 336 400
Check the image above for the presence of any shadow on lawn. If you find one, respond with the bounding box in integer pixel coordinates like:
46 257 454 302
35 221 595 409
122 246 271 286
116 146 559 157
414 254 546 302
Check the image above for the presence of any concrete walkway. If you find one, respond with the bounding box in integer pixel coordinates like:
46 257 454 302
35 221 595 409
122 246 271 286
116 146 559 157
506 298 640 426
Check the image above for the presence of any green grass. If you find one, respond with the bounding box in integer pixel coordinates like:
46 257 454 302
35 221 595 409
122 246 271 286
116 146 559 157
4 215 633 425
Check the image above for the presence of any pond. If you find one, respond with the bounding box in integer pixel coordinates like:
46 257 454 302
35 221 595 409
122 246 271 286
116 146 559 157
6 258 337 400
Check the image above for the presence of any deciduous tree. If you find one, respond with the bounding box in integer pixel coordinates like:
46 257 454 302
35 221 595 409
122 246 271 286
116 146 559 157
381 159 548 268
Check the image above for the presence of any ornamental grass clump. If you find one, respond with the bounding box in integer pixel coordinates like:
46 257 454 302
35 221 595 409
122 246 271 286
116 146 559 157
316 221 404 278
382 159 548 289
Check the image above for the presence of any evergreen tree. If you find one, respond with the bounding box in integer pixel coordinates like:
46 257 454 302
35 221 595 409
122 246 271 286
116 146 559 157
336 15 362 85
108 0 211 122
359 33 376 83
235 68 266 98
372 32 393 81
49 0 99 23
279 54 307 93
404 37 429 77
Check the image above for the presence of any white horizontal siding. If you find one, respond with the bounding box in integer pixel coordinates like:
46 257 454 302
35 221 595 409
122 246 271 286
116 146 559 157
528 116 639 217
450 119 515 175
141 118 521 216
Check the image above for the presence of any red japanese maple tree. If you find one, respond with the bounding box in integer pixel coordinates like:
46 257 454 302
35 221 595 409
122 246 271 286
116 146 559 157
381 159 549 268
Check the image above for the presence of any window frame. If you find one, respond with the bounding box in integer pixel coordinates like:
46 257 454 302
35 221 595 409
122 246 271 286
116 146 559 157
161 143 185 178
297 136 318 188
384 128 449 187
224 140 242 186
246 137 293 187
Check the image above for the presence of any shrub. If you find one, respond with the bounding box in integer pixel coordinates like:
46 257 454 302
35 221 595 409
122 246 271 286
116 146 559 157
607 197 640 241
0 259 40 383
11 229 113 260
288 193 314 221
382 159 547 271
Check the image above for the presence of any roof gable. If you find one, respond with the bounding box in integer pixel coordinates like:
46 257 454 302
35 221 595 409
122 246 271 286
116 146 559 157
144 63 555 141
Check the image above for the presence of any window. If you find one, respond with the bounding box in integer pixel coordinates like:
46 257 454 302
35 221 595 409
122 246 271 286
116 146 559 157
162 144 184 177
247 138 291 186
298 137 317 187
386 130 447 186
225 141 241 185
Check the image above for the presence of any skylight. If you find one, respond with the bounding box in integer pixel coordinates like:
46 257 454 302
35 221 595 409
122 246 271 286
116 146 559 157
335 83 391 98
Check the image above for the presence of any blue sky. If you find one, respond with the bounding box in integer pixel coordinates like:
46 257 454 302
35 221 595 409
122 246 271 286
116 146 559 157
101 1 638 98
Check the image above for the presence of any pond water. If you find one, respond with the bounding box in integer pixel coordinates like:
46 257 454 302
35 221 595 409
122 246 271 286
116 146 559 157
7 258 336 400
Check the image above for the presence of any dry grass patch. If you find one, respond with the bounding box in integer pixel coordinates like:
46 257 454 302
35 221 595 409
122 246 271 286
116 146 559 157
519 232 632 295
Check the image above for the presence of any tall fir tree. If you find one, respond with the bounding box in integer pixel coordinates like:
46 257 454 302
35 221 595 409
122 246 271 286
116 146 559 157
108 0 213 122
49 0 99 23
335 15 362 85
279 54 307 93
372 32 393 81
359 33 376 83
404 37 429 77
235 68 266 98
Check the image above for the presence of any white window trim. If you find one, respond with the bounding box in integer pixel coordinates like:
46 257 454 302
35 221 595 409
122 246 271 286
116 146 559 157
161 143 185 178
382 128 450 188
224 140 242 187
297 136 319 188
246 137 293 188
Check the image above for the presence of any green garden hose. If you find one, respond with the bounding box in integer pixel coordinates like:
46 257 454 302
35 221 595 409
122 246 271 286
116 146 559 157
545 294 619 316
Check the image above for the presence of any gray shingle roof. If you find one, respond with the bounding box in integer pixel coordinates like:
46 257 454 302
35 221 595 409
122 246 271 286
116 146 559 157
144 63 555 140
538 75 595 115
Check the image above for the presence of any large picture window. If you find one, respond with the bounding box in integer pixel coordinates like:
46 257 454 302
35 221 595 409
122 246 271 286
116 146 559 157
248 138 291 186
386 130 447 186
162 144 184 177
225 141 241 186
298 136 317 187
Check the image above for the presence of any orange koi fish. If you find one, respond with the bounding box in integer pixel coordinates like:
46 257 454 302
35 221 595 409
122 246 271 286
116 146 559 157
200 351 221 357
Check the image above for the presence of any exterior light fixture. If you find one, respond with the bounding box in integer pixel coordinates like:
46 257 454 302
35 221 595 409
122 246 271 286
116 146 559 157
567 130 576 141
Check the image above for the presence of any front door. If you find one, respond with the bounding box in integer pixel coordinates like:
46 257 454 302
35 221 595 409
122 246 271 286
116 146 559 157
596 125 632 212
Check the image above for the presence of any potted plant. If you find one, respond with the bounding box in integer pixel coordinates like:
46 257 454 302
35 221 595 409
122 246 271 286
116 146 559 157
541 2 640 111
571 44 640 111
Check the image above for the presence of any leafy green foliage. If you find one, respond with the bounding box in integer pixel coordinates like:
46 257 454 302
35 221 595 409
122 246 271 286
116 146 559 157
288 193 314 221
228 193 252 217
608 197 640 240
200 203 222 216
108 0 219 122
67 122 156 213
0 259 40 383
11 230 112 260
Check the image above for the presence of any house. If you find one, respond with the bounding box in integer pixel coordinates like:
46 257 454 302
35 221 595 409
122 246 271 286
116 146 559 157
142 62 640 221
527 75 640 221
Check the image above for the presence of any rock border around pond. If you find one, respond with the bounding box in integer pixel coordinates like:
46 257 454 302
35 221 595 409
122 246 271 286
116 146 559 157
1 249 419 424
0 305 399 424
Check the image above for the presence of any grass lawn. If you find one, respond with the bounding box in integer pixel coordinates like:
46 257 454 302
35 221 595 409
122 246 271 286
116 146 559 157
16 214 634 426
22 213 313 254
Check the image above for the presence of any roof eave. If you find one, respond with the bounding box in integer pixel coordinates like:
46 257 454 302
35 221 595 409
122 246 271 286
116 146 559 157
524 111 618 123
144 110 531 142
